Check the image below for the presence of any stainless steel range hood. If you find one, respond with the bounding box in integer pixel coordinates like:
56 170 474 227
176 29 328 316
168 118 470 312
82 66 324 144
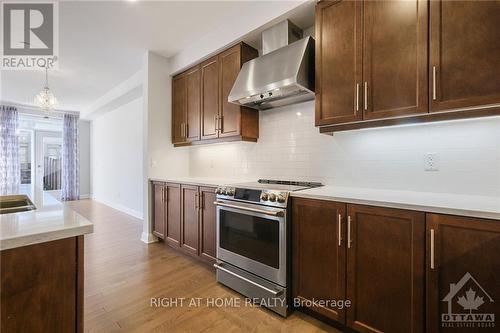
228 20 315 110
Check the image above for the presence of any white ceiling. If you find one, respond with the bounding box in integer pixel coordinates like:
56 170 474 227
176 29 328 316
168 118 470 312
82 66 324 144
2 1 308 112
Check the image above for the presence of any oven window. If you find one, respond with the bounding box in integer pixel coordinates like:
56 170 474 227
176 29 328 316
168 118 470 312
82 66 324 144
220 210 279 269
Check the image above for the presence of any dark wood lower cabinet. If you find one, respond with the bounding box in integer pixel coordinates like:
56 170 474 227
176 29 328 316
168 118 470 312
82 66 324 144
426 214 500 333
346 204 425 333
292 198 347 323
165 183 181 247
1 236 84 332
153 181 216 265
153 182 166 239
293 199 425 332
181 184 199 256
199 186 217 263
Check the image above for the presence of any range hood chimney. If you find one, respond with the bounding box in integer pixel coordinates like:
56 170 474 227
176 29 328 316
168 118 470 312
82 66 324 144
228 20 315 110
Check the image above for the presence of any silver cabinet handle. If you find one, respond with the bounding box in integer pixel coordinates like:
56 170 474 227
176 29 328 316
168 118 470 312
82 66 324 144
214 201 284 217
162 187 166 202
347 216 352 249
214 115 219 131
214 263 282 296
338 214 342 246
432 66 437 101
363 82 368 111
430 229 435 269
355 83 360 111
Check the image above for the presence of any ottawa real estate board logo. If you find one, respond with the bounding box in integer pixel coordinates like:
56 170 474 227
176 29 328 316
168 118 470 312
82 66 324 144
1 1 59 69
442 272 495 328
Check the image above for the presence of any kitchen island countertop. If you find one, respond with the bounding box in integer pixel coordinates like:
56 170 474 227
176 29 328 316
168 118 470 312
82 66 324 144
0 189 93 251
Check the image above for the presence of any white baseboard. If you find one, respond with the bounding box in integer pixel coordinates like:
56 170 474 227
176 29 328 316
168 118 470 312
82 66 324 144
92 196 144 220
79 193 91 199
141 232 158 244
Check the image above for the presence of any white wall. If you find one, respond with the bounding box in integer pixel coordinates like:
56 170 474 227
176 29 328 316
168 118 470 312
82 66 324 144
91 97 144 218
141 51 190 243
144 52 189 180
188 101 500 197
78 120 91 197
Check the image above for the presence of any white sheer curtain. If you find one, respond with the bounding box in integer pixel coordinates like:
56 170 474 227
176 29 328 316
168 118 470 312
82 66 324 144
61 114 80 201
0 106 20 195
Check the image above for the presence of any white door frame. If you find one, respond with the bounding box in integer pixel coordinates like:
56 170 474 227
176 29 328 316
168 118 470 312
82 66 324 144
35 131 62 190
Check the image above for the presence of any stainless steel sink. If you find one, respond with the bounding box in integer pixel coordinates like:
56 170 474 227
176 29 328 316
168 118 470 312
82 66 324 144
0 195 36 214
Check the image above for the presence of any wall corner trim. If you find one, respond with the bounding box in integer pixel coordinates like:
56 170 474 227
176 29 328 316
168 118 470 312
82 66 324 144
141 232 158 244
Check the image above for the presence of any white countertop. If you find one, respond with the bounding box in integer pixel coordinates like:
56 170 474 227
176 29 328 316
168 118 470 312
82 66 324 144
0 189 94 251
291 186 500 221
150 176 253 187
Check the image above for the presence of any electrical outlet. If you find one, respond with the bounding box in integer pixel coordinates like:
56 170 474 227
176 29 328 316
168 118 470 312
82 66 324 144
424 153 439 171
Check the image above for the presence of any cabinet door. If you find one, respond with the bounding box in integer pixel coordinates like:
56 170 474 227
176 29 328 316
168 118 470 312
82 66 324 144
153 182 165 239
165 183 181 247
199 186 216 263
181 185 199 256
426 214 500 333
292 198 347 323
218 45 241 138
186 66 201 142
430 0 500 111
201 56 219 140
172 75 187 143
315 0 362 126
363 0 428 120
346 204 424 333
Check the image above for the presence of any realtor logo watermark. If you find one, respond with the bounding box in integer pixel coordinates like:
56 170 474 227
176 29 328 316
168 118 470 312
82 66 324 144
442 272 495 328
1 1 59 69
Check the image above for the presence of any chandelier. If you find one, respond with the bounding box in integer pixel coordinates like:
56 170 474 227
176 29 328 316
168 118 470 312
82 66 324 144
34 66 57 111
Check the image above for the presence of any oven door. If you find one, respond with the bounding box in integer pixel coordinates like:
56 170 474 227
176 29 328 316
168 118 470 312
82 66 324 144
215 199 287 287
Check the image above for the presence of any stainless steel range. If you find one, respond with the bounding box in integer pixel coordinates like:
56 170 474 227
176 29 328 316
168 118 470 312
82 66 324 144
213 179 322 317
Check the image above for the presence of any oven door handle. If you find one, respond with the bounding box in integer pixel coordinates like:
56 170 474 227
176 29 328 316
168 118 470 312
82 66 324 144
214 201 284 217
213 263 282 296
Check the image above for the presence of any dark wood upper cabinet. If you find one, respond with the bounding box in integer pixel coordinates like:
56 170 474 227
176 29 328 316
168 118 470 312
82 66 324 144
219 45 242 137
218 43 259 139
172 75 187 144
317 0 500 133
315 0 362 126
201 56 219 140
153 182 165 239
346 204 424 333
292 198 347 323
426 214 500 333
363 0 428 120
198 186 217 263
186 66 201 142
165 183 181 247
430 0 500 112
173 43 258 146
180 184 199 256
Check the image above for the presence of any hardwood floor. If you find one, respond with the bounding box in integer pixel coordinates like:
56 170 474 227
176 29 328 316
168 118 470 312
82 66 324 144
67 199 340 333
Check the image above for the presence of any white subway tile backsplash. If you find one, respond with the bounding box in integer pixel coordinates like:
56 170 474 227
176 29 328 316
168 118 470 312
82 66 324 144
187 101 500 197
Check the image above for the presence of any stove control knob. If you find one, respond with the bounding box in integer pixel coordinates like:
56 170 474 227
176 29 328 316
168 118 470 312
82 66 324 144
216 187 222 195
227 188 235 196
277 194 286 203
268 193 277 202
260 193 269 201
